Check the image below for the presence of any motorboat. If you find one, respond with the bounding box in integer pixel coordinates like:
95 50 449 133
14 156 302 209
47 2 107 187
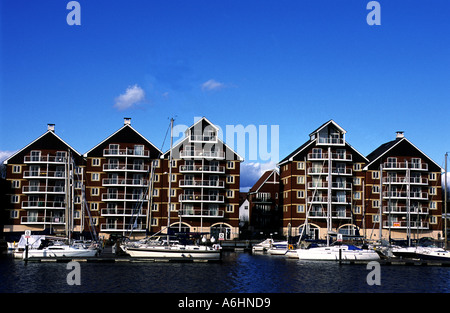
252 239 274 253
267 241 288 255
296 243 380 261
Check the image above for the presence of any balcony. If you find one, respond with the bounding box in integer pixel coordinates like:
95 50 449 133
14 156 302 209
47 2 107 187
307 182 352 190
22 201 65 209
178 208 224 218
180 150 225 159
21 216 66 225
382 177 428 185
382 191 428 200
383 162 428 171
103 163 149 172
179 165 225 174
179 180 224 188
308 209 352 219
100 223 146 232
101 208 146 216
103 148 150 157
24 155 66 164
102 193 148 201
382 205 429 215
190 134 218 143
102 178 148 187
23 186 65 194
308 196 351 205
307 153 352 162
179 194 224 203
23 170 66 179
382 220 429 230
307 167 352 176
316 136 345 146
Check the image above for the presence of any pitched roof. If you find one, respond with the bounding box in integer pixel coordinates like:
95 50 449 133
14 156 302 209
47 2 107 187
3 129 82 165
308 119 346 137
249 169 279 193
364 137 443 171
84 123 162 157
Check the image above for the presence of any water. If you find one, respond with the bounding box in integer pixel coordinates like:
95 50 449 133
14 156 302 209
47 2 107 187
1 252 450 293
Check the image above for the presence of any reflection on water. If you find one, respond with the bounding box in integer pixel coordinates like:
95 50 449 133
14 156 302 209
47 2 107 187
1 252 450 293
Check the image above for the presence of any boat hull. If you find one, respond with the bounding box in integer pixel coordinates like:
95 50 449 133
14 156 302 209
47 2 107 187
296 245 380 261
25 247 98 258
123 245 221 261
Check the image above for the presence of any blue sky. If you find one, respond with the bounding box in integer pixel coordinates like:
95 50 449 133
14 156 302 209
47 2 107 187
1 0 450 190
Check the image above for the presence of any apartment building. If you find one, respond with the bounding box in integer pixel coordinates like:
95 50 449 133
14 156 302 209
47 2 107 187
278 120 368 241
163 117 243 240
278 120 444 243
2 124 87 238
363 131 443 242
246 169 281 236
83 118 162 238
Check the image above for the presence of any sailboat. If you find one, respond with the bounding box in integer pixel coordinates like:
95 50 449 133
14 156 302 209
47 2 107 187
121 118 222 261
24 151 101 259
294 147 380 261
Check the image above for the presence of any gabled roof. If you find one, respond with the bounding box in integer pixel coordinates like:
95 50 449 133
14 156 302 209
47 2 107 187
162 117 244 161
249 169 279 193
364 137 443 171
3 129 82 165
84 123 162 157
309 119 346 137
278 140 315 165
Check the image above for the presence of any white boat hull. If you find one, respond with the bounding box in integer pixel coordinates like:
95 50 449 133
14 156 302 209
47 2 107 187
296 245 380 261
123 245 221 261
25 246 98 258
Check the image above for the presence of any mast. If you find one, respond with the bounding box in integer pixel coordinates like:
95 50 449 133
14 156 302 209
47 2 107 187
167 118 174 244
445 152 448 250
327 147 332 246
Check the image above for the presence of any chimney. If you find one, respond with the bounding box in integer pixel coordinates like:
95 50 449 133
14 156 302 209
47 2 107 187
396 131 404 139
124 117 131 126
47 124 55 132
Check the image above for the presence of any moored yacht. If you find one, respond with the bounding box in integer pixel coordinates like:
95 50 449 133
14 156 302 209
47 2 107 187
296 243 380 261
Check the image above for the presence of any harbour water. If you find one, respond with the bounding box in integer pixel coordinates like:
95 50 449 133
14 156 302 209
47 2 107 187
1 251 450 294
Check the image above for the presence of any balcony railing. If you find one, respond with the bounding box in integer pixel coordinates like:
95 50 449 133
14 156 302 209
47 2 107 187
316 136 345 146
382 191 428 200
179 194 224 203
102 178 148 187
22 201 66 209
383 162 428 171
179 165 225 173
178 208 224 218
179 180 224 188
24 155 66 164
307 153 352 161
180 150 225 159
382 205 429 215
101 208 146 216
307 182 352 190
308 209 351 219
100 223 146 232
103 163 149 172
307 167 352 176
190 135 217 142
21 216 66 225
382 220 429 230
382 177 428 185
103 149 150 157
23 171 66 179
308 196 351 204
23 186 65 194
102 193 147 201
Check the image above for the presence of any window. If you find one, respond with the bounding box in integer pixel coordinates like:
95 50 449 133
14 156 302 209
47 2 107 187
372 186 380 194
10 210 19 219
297 176 304 184
30 150 41 161
297 162 305 170
134 145 144 156
354 206 361 214
372 200 380 208
429 173 437 181
227 176 234 183
91 188 99 196
11 195 19 203
353 177 361 185
151 218 158 226
152 203 158 211
226 204 234 212
12 180 20 189
170 189 176 197
92 158 100 166
429 201 436 209
372 171 380 179
153 189 159 196
109 144 119 155
90 203 98 211
353 163 361 171
92 173 100 181
227 161 234 169
297 190 304 198
297 205 305 213
13 165 21 173
227 190 234 198
429 187 437 195
353 192 361 199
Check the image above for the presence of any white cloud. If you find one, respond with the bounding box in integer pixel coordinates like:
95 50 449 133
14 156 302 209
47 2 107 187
0 150 15 164
114 84 145 110
201 79 226 91
240 161 278 192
